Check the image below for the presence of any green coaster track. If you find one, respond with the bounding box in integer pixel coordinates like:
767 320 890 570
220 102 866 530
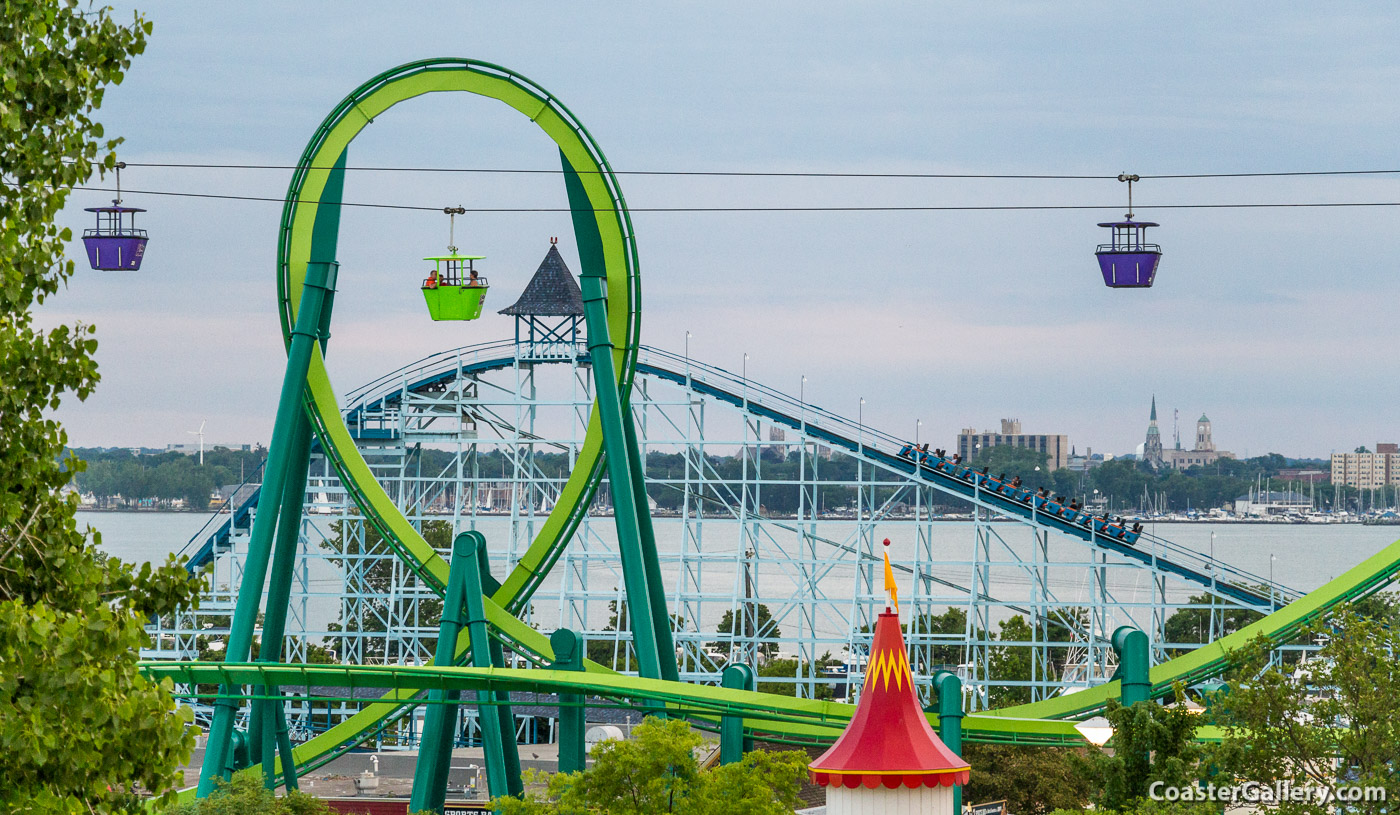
150 58 1400 798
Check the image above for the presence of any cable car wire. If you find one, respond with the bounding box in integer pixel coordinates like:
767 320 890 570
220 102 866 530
51 183 1400 213
75 158 1400 181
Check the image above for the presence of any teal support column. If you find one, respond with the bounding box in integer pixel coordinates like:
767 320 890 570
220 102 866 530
230 730 251 773
934 671 964 814
455 532 520 800
1110 626 1152 778
719 663 755 765
1199 678 1228 715
621 413 679 683
253 249 340 789
481 552 523 798
196 258 340 798
550 629 587 774
410 532 477 814
1111 626 1151 706
560 151 663 681
251 413 314 788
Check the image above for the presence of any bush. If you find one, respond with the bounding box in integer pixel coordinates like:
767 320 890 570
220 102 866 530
164 774 332 815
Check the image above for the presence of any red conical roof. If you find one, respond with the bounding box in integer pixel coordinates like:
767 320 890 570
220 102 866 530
809 612 970 790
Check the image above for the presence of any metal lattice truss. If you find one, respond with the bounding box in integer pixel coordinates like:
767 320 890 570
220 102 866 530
151 337 1296 725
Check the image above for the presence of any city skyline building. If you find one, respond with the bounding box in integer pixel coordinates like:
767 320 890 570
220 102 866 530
956 418 1068 470
1164 414 1235 469
1143 397 1165 468
1331 448 1400 489
1140 399 1235 470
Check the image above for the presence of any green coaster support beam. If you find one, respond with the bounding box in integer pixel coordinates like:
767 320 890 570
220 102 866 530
550 629 587 774
248 148 347 792
1112 626 1151 706
481 551 524 797
934 670 964 814
250 414 314 789
410 532 478 814
458 532 520 800
622 413 679 682
719 663 755 764
196 257 340 797
561 150 665 681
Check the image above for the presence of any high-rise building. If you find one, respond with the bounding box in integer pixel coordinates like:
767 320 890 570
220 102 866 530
1331 448 1400 488
1143 396 1164 468
957 419 1068 470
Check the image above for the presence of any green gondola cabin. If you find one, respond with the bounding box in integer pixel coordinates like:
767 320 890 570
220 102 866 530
421 254 489 321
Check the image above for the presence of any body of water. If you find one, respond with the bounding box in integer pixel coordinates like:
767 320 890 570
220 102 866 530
83 510 1400 640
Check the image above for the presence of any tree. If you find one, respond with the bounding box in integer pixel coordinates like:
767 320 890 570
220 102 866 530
1093 689 1202 812
1162 593 1263 655
1049 801 1217 815
585 598 636 670
988 615 1035 707
755 652 841 699
962 744 1095 815
971 446 1053 490
711 603 781 657
321 519 449 662
1209 608 1400 815
72 446 266 509
493 717 807 815
165 772 332 815
1350 590 1400 626
0 3 206 812
909 606 972 670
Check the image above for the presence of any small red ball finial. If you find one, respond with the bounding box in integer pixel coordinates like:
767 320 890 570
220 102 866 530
882 538 891 548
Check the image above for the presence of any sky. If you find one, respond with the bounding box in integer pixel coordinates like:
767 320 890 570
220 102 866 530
41 2 1400 458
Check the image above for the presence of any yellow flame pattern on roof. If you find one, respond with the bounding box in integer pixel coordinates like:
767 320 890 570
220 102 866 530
864 641 912 693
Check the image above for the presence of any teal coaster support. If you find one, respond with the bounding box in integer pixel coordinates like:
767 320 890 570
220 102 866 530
197 150 346 798
934 670 964 814
481 552 524 798
410 532 477 814
719 663 755 764
251 413 315 790
550 629 587 774
1111 626 1151 706
195 259 339 797
561 150 668 682
622 413 679 683
458 532 521 800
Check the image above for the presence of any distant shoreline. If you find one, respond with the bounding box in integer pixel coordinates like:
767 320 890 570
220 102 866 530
73 508 1383 526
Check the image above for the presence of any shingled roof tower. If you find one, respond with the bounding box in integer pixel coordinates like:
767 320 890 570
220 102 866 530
499 239 585 361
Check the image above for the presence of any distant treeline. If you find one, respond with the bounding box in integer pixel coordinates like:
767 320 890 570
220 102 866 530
70 446 267 508
965 447 1346 513
412 445 1344 514
68 443 1344 514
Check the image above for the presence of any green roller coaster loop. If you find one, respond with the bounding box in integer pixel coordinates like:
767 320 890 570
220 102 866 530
164 57 1400 804
192 58 673 799
275 58 643 617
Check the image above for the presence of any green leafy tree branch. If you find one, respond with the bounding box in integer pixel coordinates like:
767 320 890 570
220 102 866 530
0 2 204 811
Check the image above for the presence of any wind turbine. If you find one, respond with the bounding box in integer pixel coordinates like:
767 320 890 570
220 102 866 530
187 420 206 465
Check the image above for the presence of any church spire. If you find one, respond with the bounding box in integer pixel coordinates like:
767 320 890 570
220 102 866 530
1143 395 1164 468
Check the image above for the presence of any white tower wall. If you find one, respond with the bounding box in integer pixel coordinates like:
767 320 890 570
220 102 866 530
826 783 955 815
